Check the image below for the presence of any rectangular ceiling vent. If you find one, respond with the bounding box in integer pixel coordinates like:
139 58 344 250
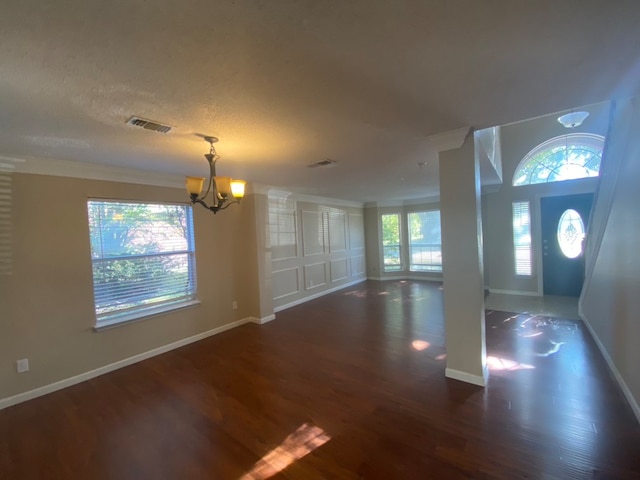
126 116 172 134
308 159 337 168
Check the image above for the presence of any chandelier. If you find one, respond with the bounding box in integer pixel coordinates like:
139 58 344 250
185 136 246 214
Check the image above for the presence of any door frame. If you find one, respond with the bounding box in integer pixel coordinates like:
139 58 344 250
533 189 594 296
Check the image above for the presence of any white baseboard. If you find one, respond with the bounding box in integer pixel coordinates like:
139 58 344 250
579 308 640 424
445 367 488 387
0 317 254 411
274 278 366 313
488 288 541 297
367 275 443 283
249 314 276 325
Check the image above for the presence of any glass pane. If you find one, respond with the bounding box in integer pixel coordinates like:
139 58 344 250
513 134 604 186
557 209 585 259
408 211 442 272
381 214 401 271
512 202 532 276
87 201 196 322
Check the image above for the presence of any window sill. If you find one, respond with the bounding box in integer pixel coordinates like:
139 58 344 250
93 299 201 332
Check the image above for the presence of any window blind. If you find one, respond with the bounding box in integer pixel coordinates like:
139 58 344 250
0 161 14 276
512 201 532 276
88 200 197 326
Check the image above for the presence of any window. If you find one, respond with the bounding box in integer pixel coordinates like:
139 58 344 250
513 133 605 186
557 209 585 259
408 210 442 272
87 200 197 328
512 201 532 276
381 213 402 272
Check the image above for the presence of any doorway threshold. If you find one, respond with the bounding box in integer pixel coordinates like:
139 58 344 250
485 293 579 320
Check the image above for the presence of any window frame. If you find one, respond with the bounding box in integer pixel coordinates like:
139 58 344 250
512 201 532 277
512 133 605 187
407 210 442 273
380 212 403 273
87 199 199 330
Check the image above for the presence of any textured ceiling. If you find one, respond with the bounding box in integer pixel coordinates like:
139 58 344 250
1 0 639 202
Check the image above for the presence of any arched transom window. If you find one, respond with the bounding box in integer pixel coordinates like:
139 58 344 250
512 133 605 186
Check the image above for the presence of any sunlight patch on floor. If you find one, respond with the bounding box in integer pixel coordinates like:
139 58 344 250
487 356 535 371
240 423 331 480
411 340 430 351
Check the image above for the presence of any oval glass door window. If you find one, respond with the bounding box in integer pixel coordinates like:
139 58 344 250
557 209 585 259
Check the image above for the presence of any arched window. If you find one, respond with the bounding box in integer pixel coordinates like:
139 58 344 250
512 133 605 186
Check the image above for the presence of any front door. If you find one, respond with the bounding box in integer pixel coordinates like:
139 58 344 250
541 193 593 297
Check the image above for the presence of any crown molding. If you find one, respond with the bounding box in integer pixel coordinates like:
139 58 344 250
364 196 441 208
13 156 183 188
427 126 472 152
252 184 364 208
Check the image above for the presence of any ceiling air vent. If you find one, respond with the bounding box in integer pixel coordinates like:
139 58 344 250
126 116 172 134
308 159 337 168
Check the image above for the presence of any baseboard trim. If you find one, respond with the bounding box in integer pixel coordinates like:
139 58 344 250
274 278 366 313
0 317 254 411
579 308 640 424
488 288 541 297
249 314 276 325
367 275 443 283
445 367 488 387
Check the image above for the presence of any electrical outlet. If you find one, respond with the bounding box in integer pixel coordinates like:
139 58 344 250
16 358 29 373
232 300 238 310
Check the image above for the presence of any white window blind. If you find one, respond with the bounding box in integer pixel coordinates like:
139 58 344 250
0 167 12 276
512 201 532 276
408 210 442 272
88 200 197 327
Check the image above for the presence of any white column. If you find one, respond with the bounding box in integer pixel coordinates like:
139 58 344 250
438 134 487 386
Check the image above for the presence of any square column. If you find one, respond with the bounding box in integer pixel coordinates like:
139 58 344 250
438 134 487 386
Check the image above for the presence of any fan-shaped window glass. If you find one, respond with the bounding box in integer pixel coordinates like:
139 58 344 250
513 134 605 186
557 209 585 259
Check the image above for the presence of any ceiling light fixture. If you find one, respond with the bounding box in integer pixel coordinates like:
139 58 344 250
557 111 589 129
185 136 246 214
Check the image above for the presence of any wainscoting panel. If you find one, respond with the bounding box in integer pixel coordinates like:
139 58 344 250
349 213 365 250
330 258 348 282
304 262 327 290
351 255 366 276
272 267 300 300
270 195 367 310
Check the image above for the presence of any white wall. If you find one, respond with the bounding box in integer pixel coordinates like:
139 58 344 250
483 102 609 295
269 192 366 311
580 97 640 421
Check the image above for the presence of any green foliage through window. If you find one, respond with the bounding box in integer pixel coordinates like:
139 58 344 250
87 200 196 325
381 214 402 272
408 211 442 272
513 133 604 186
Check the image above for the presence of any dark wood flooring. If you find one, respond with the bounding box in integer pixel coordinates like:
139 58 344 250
1 280 639 479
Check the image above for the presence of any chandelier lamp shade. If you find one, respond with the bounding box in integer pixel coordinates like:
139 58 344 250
185 136 246 214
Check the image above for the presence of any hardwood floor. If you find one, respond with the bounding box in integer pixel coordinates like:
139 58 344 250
1 280 639 479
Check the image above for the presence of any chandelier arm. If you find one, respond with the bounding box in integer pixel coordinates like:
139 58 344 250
191 197 211 210
214 198 241 211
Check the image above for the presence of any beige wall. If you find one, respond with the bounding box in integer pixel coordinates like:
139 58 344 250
580 97 640 419
0 173 260 400
483 102 609 294
269 194 366 311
